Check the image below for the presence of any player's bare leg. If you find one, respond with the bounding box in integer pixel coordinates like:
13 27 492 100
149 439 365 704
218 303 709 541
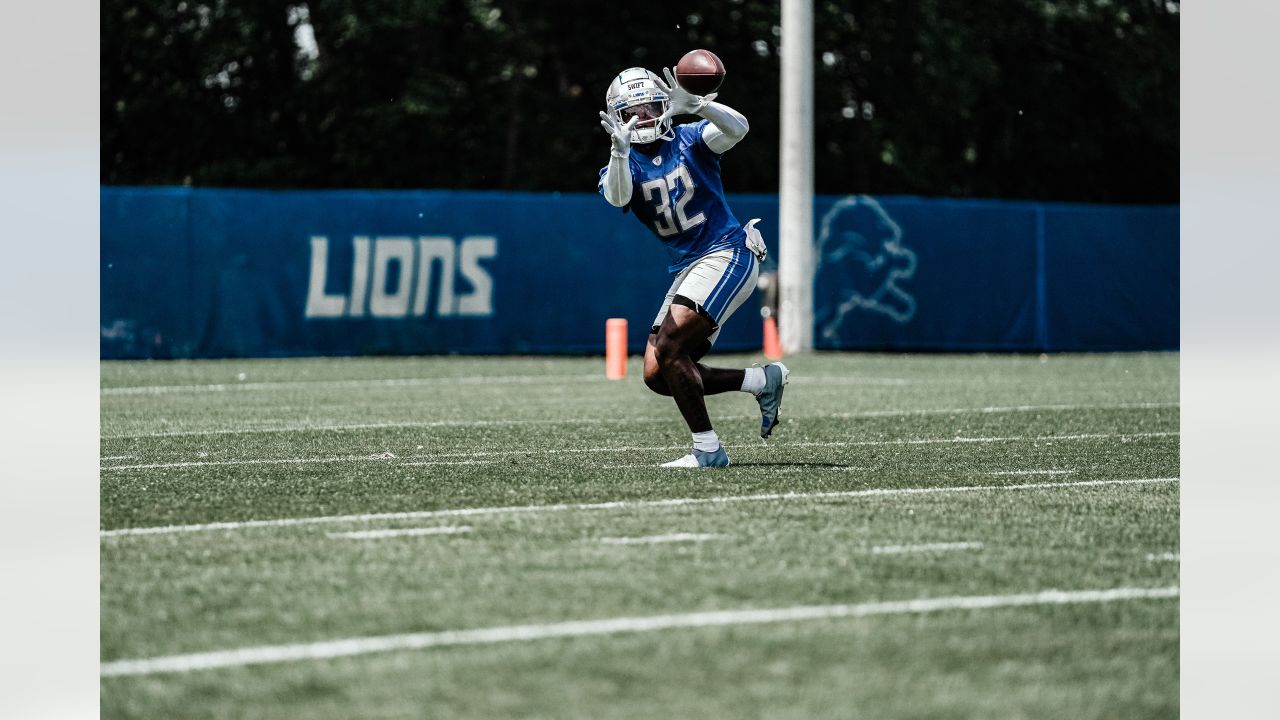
648 303 730 467
643 314 791 442
643 337 744 397
651 304 716 432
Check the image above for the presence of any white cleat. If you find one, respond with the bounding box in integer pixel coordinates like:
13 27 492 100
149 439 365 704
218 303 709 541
660 446 730 468
660 454 701 468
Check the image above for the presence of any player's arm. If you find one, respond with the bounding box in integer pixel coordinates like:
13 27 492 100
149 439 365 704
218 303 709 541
654 67 749 153
695 101 749 154
598 112 637 208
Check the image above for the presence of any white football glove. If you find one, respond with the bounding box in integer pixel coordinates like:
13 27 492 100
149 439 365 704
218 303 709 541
654 67 718 123
599 112 638 158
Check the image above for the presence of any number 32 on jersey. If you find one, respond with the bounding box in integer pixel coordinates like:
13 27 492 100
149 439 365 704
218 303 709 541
640 164 706 237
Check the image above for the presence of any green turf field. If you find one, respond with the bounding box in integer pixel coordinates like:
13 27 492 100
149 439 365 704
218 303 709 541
100 352 1179 719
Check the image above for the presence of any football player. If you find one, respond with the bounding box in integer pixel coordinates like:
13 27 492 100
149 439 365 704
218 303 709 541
598 66 789 468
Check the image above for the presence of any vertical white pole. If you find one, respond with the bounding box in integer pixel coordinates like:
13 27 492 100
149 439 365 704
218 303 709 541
779 0 814 353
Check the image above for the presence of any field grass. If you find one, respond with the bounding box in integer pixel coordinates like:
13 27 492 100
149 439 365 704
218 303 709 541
100 351 1179 719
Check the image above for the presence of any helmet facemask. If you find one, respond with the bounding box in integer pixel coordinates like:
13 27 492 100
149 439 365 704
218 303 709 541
606 68 674 145
616 99 671 145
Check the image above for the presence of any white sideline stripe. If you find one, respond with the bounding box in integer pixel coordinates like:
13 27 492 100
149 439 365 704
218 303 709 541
100 402 1179 439
99 477 1178 538
99 585 1179 677
987 469 1074 476
1147 552 1179 562
100 373 605 396
100 455 135 461
871 541 985 554
599 533 722 545
327 526 472 540
100 431 1179 471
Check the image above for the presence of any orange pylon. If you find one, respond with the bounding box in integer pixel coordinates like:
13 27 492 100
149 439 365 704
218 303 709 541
763 315 783 360
606 318 628 379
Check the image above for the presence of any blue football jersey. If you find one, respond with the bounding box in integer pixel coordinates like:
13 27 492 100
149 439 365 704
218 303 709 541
598 120 747 274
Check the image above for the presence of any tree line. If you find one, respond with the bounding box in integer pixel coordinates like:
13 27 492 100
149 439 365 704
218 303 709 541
102 0 1179 203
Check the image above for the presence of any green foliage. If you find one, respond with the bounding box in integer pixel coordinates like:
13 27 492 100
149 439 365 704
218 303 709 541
102 0 1178 202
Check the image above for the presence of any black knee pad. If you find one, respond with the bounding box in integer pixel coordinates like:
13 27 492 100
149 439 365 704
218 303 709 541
671 294 719 330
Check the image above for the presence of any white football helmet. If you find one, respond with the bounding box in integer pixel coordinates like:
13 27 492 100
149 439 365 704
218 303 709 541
605 67 674 145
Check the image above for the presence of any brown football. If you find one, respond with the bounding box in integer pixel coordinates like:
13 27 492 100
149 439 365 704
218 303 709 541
675 49 725 96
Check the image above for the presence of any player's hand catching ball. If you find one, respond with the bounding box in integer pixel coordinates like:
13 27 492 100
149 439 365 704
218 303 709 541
655 67 718 122
599 112 638 158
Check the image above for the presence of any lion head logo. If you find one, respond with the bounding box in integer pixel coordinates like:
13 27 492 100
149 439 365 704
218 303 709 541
814 195 917 341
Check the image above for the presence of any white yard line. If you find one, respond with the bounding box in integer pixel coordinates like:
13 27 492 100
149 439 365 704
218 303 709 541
99 417 669 440
871 541 985 554
100 476 1178 538
101 373 606 396
788 376 916 386
103 452 404 471
987 469 1074 476
1146 552 1179 562
100 455 135 461
399 460 496 467
604 463 875 472
100 431 1179 471
603 463 684 469
598 533 722 545
327 526 472 540
97 373 912 396
100 402 1179 440
826 402 1177 419
99 585 1178 677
